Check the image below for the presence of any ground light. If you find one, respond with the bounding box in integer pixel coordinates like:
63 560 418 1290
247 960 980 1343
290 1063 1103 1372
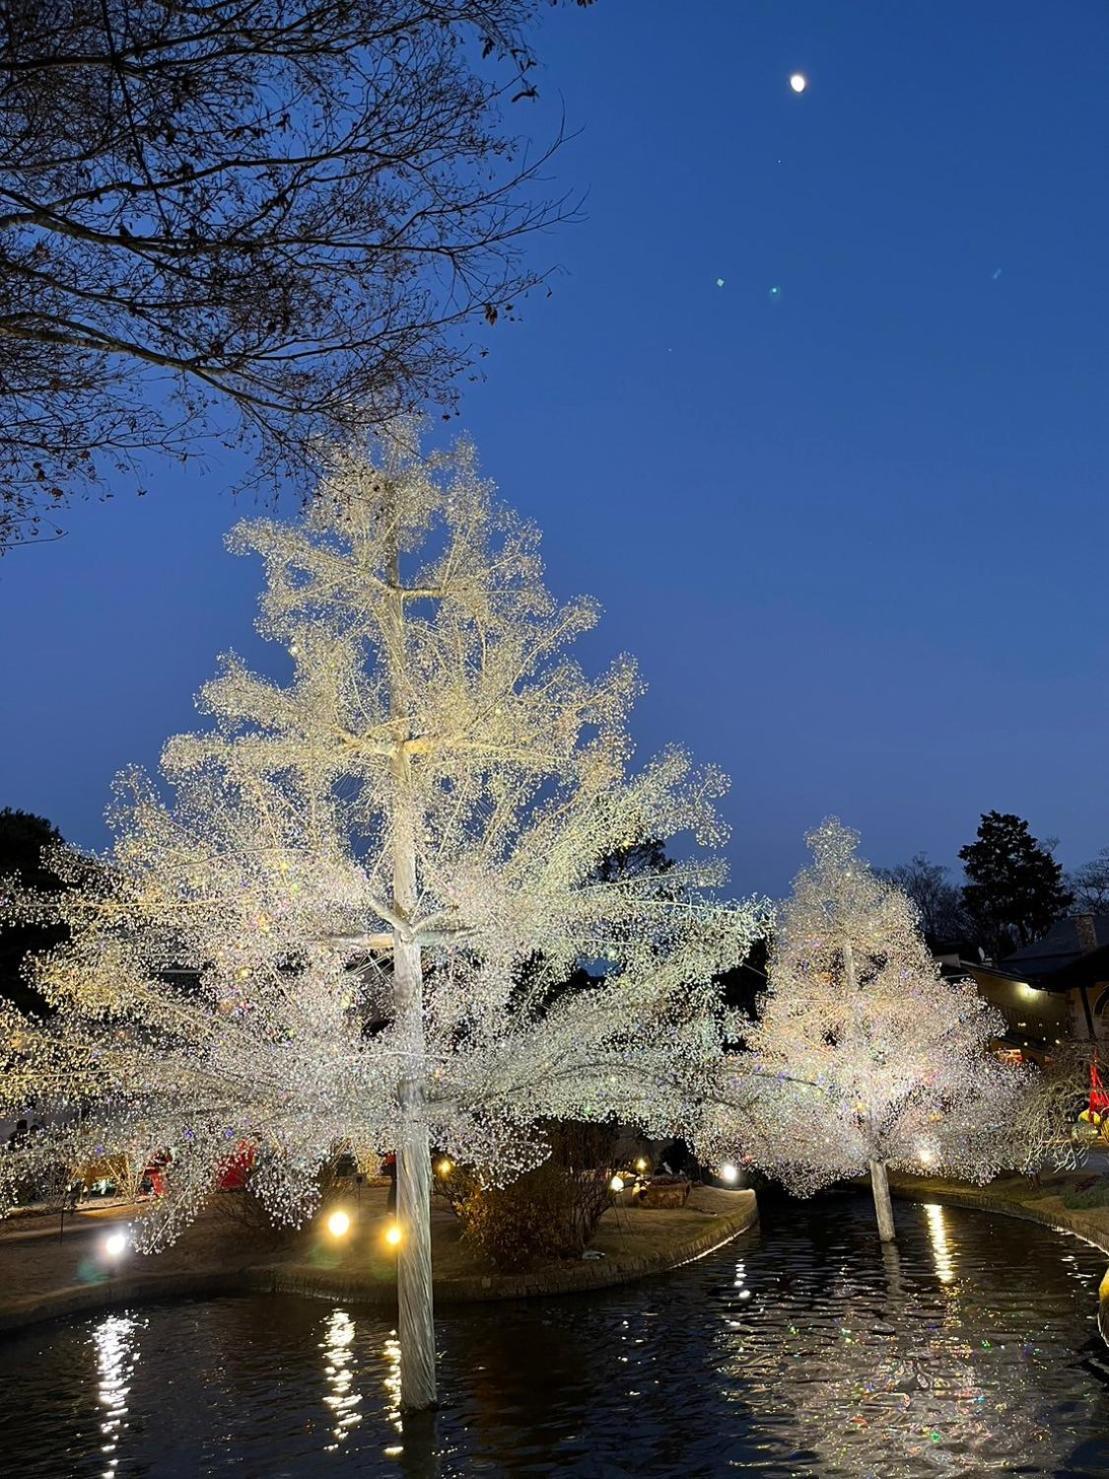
719 1163 739 1185
384 1222 403 1248
326 1209 352 1239
103 1230 128 1259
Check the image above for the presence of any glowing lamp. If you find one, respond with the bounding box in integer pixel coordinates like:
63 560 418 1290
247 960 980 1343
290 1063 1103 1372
789 73 807 93
385 1222 402 1247
103 1230 128 1259
326 1209 351 1238
719 1163 739 1185
436 1158 452 1176
609 1175 625 1193
635 1158 648 1173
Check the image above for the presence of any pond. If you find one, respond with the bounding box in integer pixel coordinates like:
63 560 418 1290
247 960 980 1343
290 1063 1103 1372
2 1194 1108 1477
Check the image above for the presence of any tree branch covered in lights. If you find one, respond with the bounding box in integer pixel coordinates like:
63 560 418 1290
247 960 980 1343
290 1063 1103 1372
707 819 1027 1240
0 425 762 1402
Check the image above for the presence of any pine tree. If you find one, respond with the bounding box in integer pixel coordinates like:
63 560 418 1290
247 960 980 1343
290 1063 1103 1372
0 427 760 1407
959 811 1073 957
728 819 1022 1241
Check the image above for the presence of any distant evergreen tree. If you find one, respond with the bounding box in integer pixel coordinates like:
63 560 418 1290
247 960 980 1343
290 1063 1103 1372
959 811 1072 957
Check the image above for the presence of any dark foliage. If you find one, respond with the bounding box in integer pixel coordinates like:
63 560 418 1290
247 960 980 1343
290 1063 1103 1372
959 811 1073 958
0 806 67 1012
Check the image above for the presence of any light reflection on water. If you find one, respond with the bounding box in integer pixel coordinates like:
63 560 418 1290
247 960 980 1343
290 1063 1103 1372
320 1309 361 1450
2 1194 1109 1476
91 1314 140 1478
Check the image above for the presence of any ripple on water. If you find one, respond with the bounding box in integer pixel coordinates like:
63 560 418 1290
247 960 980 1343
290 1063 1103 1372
1 1195 1109 1477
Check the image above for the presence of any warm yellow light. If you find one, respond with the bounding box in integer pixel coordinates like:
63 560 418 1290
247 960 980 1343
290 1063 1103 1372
635 1157 648 1173
326 1209 351 1238
609 1175 625 1193
719 1163 739 1185
436 1158 452 1176
385 1222 402 1247
103 1230 128 1258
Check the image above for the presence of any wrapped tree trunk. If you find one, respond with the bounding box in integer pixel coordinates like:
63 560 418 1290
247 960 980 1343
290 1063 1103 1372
868 1158 896 1242
387 525 437 1411
396 1075 436 1410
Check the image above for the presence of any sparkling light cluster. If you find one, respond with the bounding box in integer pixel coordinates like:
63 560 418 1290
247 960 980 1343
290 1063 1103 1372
710 819 1027 1197
0 424 764 1258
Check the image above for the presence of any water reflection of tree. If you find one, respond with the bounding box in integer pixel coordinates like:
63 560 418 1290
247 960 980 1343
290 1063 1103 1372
717 1204 1074 1477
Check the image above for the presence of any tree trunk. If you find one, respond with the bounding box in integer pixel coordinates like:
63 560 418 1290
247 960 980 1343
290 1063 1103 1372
384 515 437 1410
396 1071 436 1411
391 841 436 1410
868 1158 896 1242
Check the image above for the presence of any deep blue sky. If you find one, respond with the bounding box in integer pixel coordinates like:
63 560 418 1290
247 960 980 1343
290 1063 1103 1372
3 0 1109 896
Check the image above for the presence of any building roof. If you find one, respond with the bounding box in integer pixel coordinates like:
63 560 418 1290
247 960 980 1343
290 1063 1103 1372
1000 915 1109 979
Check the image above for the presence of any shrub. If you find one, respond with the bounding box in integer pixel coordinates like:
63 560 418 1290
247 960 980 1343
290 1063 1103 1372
444 1122 621 1271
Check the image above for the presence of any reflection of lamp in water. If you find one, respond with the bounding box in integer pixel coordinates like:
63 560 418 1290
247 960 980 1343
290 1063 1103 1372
321 1308 362 1450
383 1333 403 1428
924 1202 955 1284
326 1209 351 1239
94 1313 139 1476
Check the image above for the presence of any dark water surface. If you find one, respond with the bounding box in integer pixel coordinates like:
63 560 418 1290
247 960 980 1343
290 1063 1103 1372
2 1194 1109 1478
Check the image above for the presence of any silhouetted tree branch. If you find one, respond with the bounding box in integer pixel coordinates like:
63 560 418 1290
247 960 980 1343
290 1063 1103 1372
0 0 589 548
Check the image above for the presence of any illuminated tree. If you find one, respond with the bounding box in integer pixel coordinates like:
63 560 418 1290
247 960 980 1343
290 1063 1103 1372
721 819 1023 1242
0 426 760 1408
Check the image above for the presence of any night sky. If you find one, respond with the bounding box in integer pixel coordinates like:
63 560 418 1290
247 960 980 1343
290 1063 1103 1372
3 0 1109 897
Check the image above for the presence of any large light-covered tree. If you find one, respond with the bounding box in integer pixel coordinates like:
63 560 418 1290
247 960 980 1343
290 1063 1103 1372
0 426 760 1408
720 819 1023 1241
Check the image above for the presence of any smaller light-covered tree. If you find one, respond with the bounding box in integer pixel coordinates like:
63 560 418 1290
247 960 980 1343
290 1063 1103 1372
722 819 1024 1241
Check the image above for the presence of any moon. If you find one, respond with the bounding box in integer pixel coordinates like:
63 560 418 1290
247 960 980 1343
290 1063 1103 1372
789 73 807 93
